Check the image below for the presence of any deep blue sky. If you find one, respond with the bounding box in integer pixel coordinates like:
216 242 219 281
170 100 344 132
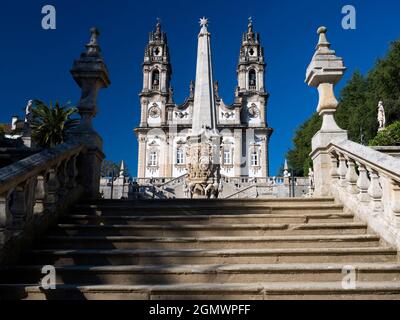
1 0 400 176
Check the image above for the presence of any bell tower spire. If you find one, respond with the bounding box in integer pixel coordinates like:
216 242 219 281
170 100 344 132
142 19 172 94
237 18 266 93
139 19 172 128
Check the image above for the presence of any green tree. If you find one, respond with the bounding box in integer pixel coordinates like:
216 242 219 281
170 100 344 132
369 121 400 146
101 160 119 177
287 113 321 176
31 100 79 148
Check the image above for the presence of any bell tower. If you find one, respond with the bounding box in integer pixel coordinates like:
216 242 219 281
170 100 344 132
237 18 266 93
139 19 172 127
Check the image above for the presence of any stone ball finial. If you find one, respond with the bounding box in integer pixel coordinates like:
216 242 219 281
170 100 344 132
317 26 327 34
316 26 330 50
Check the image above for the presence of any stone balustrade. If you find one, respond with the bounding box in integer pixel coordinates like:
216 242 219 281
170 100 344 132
0 27 110 265
318 140 400 248
0 142 87 264
306 27 400 249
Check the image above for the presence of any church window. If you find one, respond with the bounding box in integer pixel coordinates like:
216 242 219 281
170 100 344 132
251 150 259 166
223 149 232 165
149 151 158 167
153 46 161 56
249 69 256 89
176 148 185 165
152 70 160 90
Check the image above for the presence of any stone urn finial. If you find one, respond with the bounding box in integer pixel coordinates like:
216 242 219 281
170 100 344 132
306 26 347 132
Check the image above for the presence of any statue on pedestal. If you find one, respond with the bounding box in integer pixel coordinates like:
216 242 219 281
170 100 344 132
377 101 386 132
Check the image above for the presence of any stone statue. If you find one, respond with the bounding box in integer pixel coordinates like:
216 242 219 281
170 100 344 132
22 100 34 147
86 27 100 56
24 100 33 124
377 101 386 131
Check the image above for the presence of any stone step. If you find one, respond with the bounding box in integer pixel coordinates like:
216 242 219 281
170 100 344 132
62 212 355 225
39 234 382 250
52 222 368 237
83 198 337 207
23 247 398 266
2 263 400 285
73 204 344 216
1 282 400 300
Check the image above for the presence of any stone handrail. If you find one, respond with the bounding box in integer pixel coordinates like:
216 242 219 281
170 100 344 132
0 142 88 264
160 174 188 189
320 140 400 248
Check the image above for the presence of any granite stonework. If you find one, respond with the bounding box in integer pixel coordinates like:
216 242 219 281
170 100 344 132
0 28 110 265
69 28 110 199
308 27 400 249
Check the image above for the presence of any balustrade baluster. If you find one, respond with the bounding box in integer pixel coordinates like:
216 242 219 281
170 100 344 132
10 184 28 230
45 168 60 213
356 163 370 203
367 168 383 212
329 152 339 184
0 193 12 231
390 179 400 219
338 153 348 187
345 157 359 194
34 175 46 215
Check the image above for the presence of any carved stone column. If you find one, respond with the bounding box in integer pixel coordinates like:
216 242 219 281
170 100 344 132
69 28 111 199
306 27 348 197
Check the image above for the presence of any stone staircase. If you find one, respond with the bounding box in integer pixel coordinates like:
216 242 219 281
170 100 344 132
1 198 400 300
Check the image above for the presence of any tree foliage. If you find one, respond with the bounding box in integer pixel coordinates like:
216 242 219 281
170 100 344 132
369 121 400 146
31 100 79 148
101 160 131 178
287 40 400 176
101 160 120 177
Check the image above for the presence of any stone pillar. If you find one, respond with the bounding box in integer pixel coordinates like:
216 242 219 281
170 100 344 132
69 28 111 199
234 129 242 177
140 98 148 126
137 134 147 178
306 27 348 197
261 136 268 177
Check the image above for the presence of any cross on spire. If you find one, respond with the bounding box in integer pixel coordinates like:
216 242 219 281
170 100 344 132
200 17 208 27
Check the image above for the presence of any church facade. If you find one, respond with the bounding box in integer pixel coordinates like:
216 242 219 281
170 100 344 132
135 19 273 179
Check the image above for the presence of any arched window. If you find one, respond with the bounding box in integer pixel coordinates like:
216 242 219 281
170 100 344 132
152 70 160 90
149 151 158 167
251 150 259 167
248 69 256 89
176 148 185 165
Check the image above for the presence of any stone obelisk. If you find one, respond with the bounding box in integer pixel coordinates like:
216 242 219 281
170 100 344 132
186 18 221 199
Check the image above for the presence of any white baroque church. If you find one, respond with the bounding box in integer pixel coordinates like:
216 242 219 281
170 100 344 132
135 19 273 179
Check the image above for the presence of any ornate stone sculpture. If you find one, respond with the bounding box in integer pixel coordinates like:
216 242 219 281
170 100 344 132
186 135 221 199
377 101 386 131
